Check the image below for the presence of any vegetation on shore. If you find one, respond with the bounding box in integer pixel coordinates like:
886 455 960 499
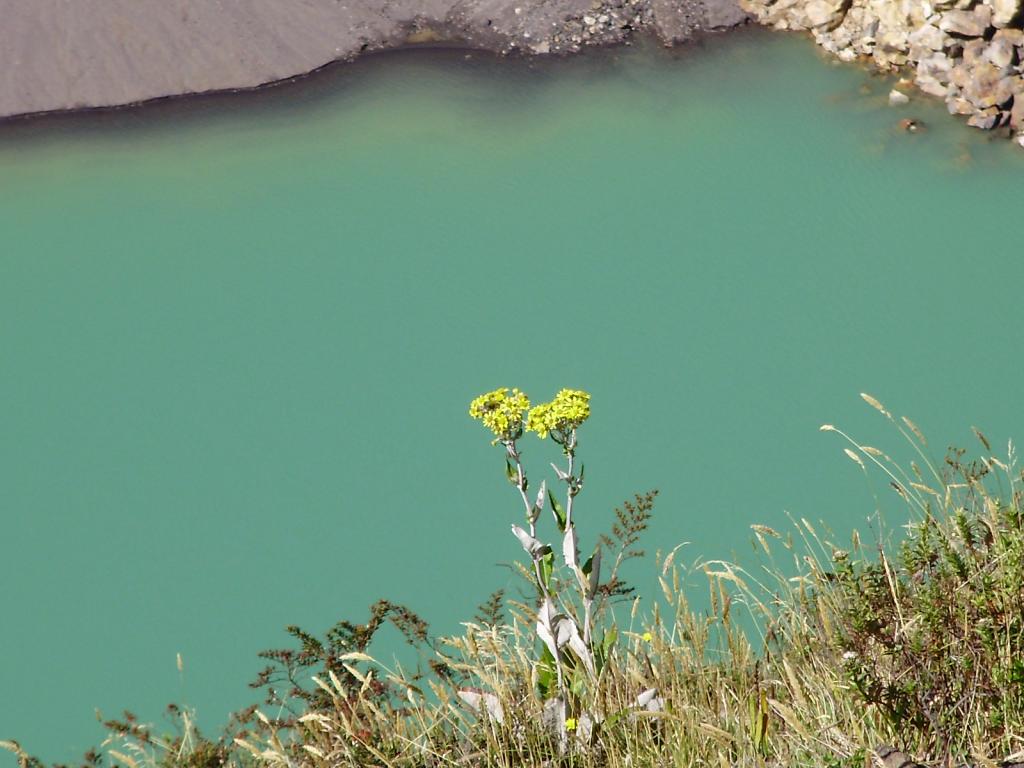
5 391 1024 768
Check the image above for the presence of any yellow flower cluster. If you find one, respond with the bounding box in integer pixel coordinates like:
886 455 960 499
468 388 530 441
526 389 591 439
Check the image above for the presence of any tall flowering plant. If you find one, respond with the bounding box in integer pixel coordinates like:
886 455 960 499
468 387 613 738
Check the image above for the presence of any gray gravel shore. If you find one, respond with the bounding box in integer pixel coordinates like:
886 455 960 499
0 0 749 120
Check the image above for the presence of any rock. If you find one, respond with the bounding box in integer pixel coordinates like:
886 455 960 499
962 64 1017 107
917 77 950 96
1011 92 1024 128
804 0 851 29
962 39 989 67
870 1 915 52
874 48 910 68
967 106 1001 128
993 28 1024 47
652 0 750 44
1015 133 1024 148
818 3 870 52
916 51 954 96
985 38 1017 68
950 62 971 89
938 6 992 35
898 117 924 131
704 0 752 28
876 745 925 768
736 0 1024 148
985 0 1021 27
947 95 976 113
907 22 946 50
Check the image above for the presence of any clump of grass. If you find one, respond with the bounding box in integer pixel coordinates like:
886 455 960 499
818 404 1024 760
9 393 1024 768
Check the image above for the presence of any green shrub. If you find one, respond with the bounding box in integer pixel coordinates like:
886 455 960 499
828 440 1024 755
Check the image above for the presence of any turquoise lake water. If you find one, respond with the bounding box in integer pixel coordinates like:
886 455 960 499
3 27 1024 763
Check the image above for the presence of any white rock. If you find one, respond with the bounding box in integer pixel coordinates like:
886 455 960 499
939 6 992 35
804 0 849 29
889 88 911 104
1011 92 1024 129
917 75 950 96
967 108 1000 129
993 28 1024 45
947 96 976 114
916 51 953 95
986 0 1021 27
962 65 1017 107
985 38 1016 68
907 22 946 50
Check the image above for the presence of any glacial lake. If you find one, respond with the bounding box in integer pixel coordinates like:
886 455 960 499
2 27 1024 763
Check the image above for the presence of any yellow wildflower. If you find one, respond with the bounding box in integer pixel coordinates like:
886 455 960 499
525 402 553 439
469 388 530 442
565 717 577 731
526 389 591 440
642 631 653 643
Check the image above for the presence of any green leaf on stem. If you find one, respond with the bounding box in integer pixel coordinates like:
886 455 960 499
584 547 602 600
593 627 615 678
536 645 557 699
549 490 567 532
570 664 588 697
602 706 631 732
539 549 555 591
602 627 617 656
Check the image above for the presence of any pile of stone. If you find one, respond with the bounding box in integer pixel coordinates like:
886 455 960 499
545 0 656 54
740 0 1024 146
546 0 749 54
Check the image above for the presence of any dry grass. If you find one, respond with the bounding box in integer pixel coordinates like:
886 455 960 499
9 396 1024 768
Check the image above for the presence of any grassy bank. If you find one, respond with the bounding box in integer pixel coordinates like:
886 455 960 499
5 393 1024 768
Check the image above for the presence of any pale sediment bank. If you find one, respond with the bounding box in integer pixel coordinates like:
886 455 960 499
740 0 1024 147
4 1 1022 146
0 0 748 121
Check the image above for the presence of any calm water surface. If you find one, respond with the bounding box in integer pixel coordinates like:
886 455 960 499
3 28 1024 763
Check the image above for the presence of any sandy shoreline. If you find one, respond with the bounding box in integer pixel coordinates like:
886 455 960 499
0 0 749 121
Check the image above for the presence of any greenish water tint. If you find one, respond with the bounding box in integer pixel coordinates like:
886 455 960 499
2 28 1024 763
